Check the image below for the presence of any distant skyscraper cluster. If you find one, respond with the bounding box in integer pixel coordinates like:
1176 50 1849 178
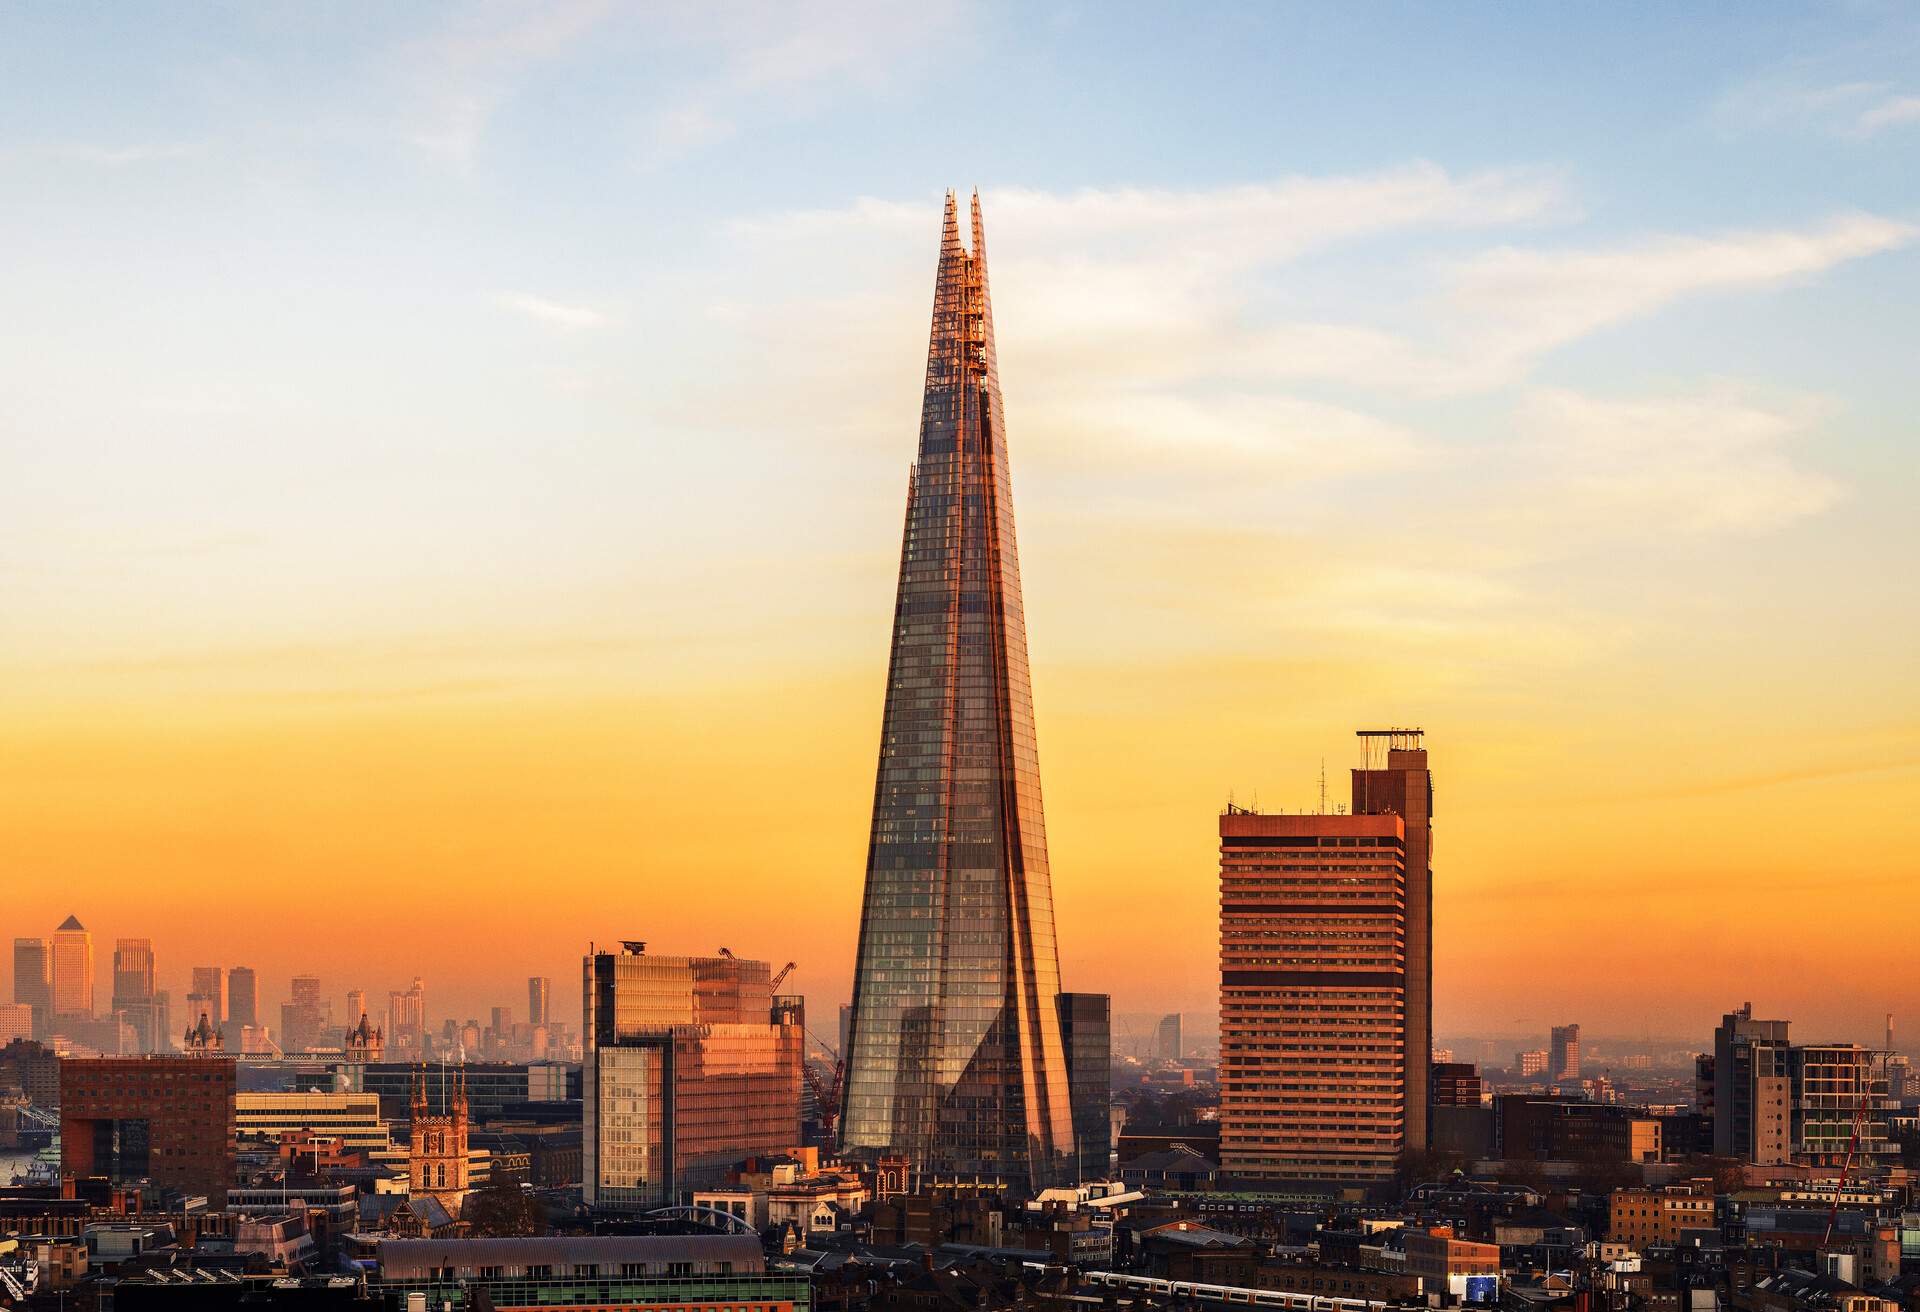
6 913 572 1066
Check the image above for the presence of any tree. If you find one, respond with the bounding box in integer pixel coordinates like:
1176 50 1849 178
463 1170 546 1237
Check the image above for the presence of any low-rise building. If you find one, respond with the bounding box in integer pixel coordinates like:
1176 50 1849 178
235 1090 391 1151
373 1233 809 1311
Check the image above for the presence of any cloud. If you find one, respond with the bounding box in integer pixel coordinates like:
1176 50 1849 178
1505 386 1843 537
732 177 1909 399
28 142 206 165
492 293 611 330
396 0 613 166
1427 213 1915 387
1714 75 1889 134
639 105 737 168
733 163 1573 256
1858 94 1920 133
1198 213 1915 394
630 2 967 168
1021 389 1424 481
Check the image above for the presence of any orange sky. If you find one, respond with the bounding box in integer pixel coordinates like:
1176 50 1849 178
3 24 1917 1047
4 507 1915 1046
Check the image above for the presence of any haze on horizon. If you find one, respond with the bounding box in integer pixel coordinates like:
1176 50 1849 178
1 4 1915 1046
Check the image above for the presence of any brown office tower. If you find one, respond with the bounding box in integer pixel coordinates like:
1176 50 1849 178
1219 807 1410 1184
583 944 803 1211
61 1055 237 1202
1351 729 1433 1153
840 191 1076 1188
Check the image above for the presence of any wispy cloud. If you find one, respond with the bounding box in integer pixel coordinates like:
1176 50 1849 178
633 2 966 168
395 0 613 167
1504 386 1843 538
27 141 207 166
492 293 611 330
733 163 1573 254
1858 93 1920 134
1427 213 1915 387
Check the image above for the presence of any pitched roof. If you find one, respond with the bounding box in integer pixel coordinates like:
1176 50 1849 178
56 915 86 932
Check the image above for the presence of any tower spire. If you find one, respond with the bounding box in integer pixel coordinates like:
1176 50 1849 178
840 191 1075 1189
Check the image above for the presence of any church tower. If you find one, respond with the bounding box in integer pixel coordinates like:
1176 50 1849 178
408 1066 470 1216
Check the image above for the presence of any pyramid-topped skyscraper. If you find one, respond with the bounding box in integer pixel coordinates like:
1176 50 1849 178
839 192 1079 1187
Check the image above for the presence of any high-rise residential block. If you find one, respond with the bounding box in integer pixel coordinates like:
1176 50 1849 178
1790 1042 1895 1167
1219 808 1409 1183
12 938 52 1039
583 944 802 1211
839 192 1077 1189
50 915 93 1021
1712 1004 1791 1164
0 1003 32 1045
1550 1024 1582 1082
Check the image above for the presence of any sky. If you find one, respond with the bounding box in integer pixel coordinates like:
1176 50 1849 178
1 2 1916 1050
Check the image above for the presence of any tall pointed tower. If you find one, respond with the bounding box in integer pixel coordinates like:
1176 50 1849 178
840 192 1076 1188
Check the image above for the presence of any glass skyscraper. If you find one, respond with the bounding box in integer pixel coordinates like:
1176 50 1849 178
840 191 1077 1188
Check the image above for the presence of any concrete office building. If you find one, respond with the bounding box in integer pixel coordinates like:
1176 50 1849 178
1216 731 1433 1185
234 1091 392 1152
1219 805 1410 1184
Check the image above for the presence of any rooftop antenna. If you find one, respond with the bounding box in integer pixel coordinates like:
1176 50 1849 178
1318 759 1328 815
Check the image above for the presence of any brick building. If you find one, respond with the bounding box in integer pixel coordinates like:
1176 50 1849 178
59 1055 236 1203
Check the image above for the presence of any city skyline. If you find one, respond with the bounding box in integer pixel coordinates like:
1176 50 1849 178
2 5 1917 1039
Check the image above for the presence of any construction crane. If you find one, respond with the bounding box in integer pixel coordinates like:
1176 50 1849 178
802 1024 847 1141
770 961 796 991
1821 1051 1884 1247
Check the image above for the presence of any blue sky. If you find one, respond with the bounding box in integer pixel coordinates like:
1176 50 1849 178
2 3 1917 1033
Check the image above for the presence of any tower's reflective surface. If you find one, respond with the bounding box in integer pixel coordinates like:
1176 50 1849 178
840 192 1075 1187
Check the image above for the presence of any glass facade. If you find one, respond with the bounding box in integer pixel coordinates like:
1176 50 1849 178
1058 992 1112 1182
840 192 1076 1188
583 948 803 1210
